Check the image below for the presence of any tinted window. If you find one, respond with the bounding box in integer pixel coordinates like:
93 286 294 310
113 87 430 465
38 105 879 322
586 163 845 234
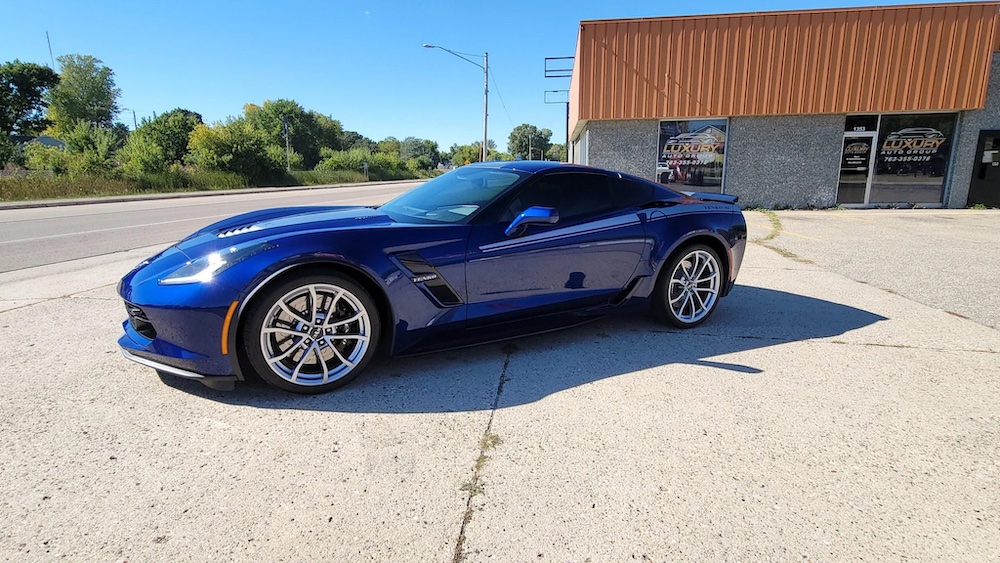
612 176 654 208
380 167 526 223
503 173 614 222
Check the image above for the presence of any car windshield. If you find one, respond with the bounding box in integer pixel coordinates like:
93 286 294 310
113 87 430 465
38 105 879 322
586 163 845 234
379 167 527 223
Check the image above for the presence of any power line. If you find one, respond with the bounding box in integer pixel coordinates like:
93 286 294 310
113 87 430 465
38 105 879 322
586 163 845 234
489 70 516 129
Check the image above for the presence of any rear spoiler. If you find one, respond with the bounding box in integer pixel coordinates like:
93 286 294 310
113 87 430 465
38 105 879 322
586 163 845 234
682 191 738 204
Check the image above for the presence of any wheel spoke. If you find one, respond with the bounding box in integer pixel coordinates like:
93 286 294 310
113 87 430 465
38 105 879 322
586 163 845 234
694 255 710 281
290 342 317 382
328 312 363 328
336 334 370 343
692 289 706 312
308 285 320 324
262 327 309 337
266 340 305 364
278 301 310 326
681 259 695 280
316 345 332 384
326 338 357 369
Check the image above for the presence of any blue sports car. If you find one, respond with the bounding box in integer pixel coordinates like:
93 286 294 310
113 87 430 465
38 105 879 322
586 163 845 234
119 161 746 394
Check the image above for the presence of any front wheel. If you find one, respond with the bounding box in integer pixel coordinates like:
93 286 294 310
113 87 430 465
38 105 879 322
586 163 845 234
242 274 380 394
654 245 723 328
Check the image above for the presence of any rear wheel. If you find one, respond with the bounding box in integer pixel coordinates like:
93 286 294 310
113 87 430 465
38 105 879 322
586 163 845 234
242 274 380 394
654 244 723 328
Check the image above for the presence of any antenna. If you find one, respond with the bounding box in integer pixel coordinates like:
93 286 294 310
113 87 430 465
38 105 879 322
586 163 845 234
46 31 55 68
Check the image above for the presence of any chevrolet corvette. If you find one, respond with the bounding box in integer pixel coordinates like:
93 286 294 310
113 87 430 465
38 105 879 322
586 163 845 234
118 161 746 394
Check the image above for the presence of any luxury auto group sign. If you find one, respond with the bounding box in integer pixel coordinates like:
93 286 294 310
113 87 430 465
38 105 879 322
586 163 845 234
657 119 727 187
879 127 947 164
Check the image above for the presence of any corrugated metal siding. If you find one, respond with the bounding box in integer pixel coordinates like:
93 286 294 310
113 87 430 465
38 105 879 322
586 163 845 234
572 2 1000 131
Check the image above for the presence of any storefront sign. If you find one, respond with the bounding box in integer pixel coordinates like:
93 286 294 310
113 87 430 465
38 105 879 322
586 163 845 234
870 114 957 204
657 119 727 191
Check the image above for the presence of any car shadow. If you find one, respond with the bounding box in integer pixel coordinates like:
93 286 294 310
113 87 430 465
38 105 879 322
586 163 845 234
159 285 887 413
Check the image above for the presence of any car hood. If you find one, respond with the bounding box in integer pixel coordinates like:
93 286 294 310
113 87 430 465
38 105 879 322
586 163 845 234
174 205 394 256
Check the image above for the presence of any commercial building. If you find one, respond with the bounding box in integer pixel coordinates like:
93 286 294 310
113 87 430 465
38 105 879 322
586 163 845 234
568 2 1000 208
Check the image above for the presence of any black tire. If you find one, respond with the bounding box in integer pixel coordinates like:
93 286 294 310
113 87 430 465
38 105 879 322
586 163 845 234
241 273 381 394
654 244 723 329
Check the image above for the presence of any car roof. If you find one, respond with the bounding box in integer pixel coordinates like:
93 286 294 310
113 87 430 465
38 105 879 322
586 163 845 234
463 160 613 175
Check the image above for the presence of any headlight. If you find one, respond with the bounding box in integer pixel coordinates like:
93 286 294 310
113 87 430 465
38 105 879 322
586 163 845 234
159 242 274 285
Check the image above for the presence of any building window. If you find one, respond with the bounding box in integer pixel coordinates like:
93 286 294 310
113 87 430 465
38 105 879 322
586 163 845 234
871 113 956 204
656 119 728 193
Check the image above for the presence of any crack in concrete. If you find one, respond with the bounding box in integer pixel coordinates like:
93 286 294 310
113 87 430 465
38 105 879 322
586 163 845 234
452 349 511 563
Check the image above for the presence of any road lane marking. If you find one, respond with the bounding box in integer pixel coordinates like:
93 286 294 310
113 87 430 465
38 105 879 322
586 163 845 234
0 213 234 245
0 194 397 246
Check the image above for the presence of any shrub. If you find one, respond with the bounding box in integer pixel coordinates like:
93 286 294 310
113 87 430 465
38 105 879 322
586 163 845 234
119 131 167 176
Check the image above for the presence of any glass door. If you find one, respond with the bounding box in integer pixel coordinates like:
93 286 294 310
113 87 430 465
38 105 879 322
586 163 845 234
837 133 877 204
967 130 1000 207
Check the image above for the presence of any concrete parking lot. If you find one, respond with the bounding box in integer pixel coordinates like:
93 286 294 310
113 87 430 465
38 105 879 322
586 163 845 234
0 208 998 561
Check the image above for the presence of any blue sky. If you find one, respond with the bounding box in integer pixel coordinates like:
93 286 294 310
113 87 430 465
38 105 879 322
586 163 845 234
2 0 954 152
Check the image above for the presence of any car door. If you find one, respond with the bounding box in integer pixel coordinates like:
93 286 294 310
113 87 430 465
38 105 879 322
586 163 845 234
465 171 647 328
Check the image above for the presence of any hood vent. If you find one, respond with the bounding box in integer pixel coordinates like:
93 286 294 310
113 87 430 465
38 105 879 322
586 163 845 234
218 224 261 238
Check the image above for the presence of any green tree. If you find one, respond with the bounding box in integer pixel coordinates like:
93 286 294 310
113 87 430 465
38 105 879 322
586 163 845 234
377 136 401 157
242 99 344 169
400 136 441 166
61 119 123 174
546 143 566 162
186 119 283 180
312 113 344 152
0 60 60 135
507 123 552 160
45 54 121 135
341 130 376 152
119 130 166 176
136 108 202 164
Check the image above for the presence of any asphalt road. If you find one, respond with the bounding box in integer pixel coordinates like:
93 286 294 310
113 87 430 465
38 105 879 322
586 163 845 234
0 181 419 273
0 202 997 560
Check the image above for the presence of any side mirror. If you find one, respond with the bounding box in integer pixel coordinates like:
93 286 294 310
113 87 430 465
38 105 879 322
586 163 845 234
504 206 559 237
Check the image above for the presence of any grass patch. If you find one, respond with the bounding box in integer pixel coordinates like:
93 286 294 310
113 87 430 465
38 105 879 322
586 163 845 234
0 167 440 202
752 209 782 243
750 209 814 264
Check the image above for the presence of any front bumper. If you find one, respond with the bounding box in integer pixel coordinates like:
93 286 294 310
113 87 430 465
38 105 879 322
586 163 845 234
118 318 240 384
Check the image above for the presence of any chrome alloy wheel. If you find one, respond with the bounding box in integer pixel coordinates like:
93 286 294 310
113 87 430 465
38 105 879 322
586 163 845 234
667 249 721 324
259 282 372 386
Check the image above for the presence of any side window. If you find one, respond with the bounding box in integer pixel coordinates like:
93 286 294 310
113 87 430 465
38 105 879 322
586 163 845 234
612 176 655 208
503 173 614 223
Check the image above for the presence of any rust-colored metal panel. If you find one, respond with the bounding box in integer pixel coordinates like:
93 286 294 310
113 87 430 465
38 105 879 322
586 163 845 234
571 1 1000 131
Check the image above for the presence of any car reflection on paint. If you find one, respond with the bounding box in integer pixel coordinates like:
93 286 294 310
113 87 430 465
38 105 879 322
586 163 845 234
118 161 747 394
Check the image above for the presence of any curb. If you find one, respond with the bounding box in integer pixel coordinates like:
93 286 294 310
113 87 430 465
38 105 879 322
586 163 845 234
0 179 422 211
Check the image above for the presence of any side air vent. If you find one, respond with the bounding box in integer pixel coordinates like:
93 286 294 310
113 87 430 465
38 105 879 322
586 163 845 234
392 252 463 307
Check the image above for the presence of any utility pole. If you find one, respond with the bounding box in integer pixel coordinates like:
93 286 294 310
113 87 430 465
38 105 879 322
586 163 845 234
46 31 55 68
282 115 291 172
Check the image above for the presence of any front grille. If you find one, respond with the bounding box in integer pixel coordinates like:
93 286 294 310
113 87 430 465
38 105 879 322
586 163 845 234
125 302 157 339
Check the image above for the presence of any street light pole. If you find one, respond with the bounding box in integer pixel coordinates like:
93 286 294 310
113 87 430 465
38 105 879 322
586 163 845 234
423 44 489 162
482 52 489 162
